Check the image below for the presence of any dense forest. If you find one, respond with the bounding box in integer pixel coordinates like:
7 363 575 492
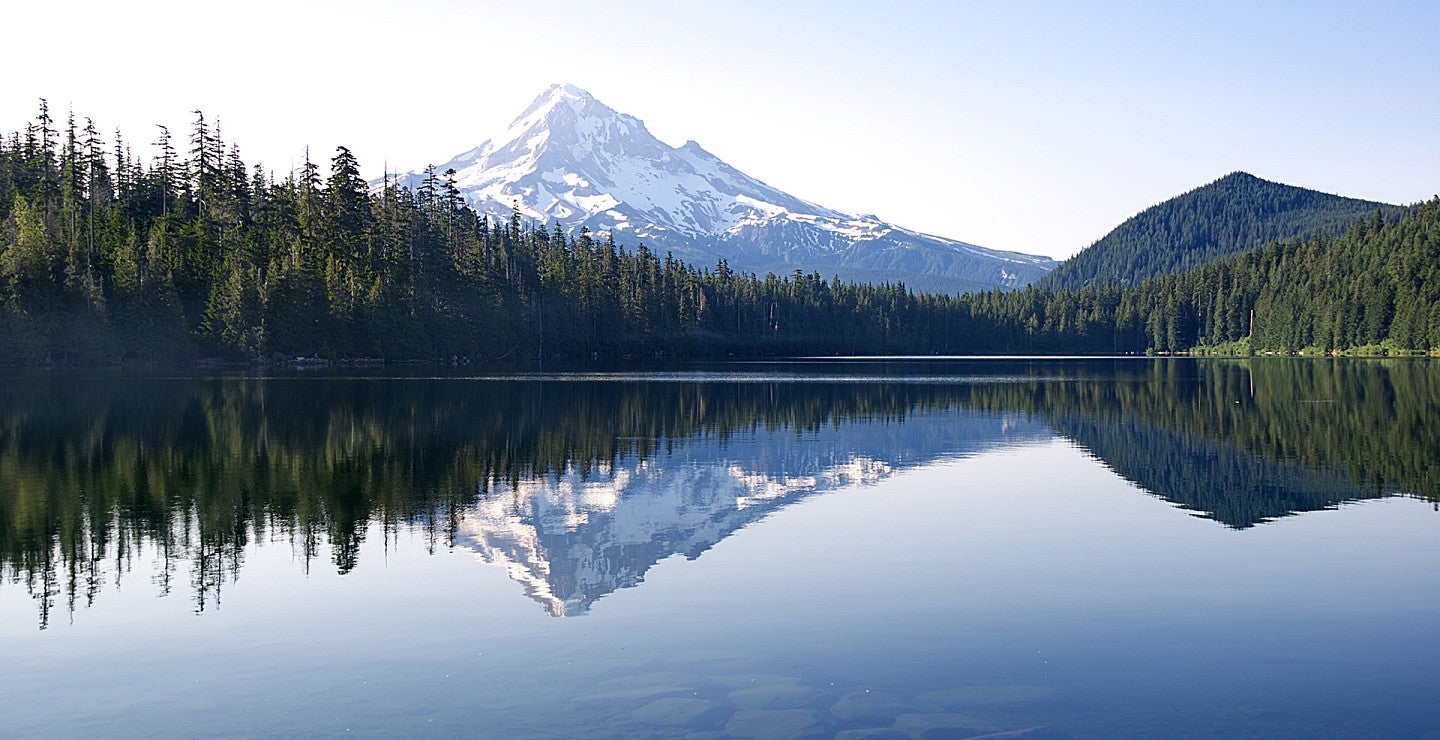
1 103 1437 362
997 200 1440 354
0 102 961 364
1040 171 1404 291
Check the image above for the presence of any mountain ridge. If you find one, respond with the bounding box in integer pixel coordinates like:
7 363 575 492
384 84 1057 293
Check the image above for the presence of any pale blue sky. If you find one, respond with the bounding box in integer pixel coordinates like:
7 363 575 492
4 0 1436 258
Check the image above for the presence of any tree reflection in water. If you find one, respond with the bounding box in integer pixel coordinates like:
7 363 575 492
2 359 1436 627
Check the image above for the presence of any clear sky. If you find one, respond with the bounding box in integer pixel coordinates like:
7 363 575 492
4 0 1436 259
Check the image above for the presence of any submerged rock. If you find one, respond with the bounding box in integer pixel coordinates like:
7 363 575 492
723 709 826 739
578 684 696 704
631 697 728 728
892 712 999 739
829 691 914 725
727 684 828 710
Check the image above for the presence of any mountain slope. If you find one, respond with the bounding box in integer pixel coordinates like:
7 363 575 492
386 84 1056 293
1041 172 1401 291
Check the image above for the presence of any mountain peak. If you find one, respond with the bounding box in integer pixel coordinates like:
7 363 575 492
532 82 596 108
511 82 610 129
551 81 593 98
1212 171 1265 186
386 87 1058 293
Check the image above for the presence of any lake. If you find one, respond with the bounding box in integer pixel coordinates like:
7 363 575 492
2 358 1437 738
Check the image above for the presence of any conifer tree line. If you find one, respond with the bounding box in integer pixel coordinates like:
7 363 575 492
2 101 1437 364
978 201 1440 354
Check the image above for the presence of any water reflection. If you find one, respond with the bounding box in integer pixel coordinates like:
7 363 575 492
457 411 1046 615
1 359 1436 627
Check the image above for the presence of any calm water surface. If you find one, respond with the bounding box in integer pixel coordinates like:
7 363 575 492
2 358 1437 738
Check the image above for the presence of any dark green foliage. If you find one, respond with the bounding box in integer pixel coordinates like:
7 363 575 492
1 105 1437 362
0 104 993 364
1147 200 1433 353
1042 172 1404 290
905 198 1440 356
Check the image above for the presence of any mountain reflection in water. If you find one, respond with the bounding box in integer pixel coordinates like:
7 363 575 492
456 411 1046 616
2 359 1436 627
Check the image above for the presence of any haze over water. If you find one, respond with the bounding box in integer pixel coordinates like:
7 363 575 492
2 358 1437 738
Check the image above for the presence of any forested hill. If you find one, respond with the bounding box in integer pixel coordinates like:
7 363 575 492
980 198 1440 354
1041 172 1403 291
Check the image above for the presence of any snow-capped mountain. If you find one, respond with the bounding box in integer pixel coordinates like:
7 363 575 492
386 84 1057 293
